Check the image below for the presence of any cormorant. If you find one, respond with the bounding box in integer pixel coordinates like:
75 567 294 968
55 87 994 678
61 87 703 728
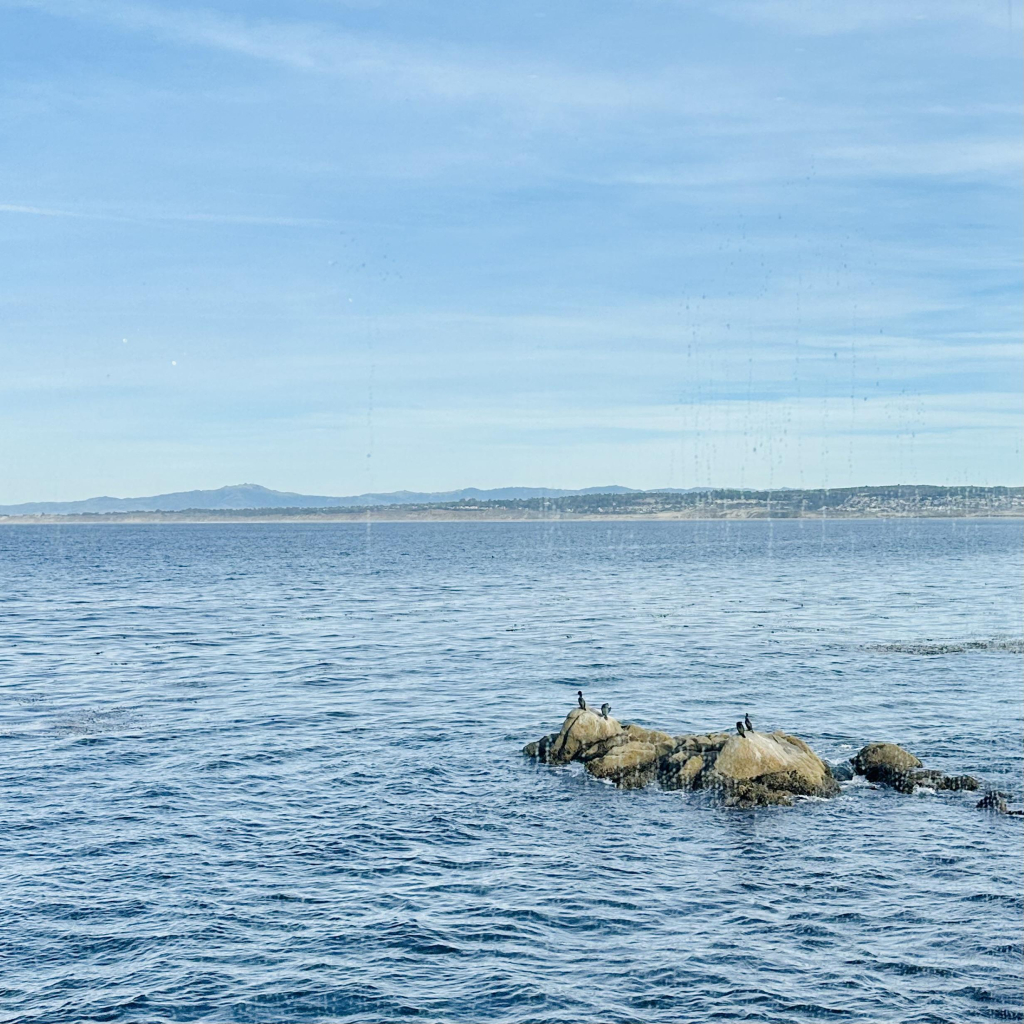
600 703 611 719
736 721 747 738
744 713 753 733
577 690 587 710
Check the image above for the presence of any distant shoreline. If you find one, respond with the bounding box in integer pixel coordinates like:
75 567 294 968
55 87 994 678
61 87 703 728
2 485 1021 524
1 510 1021 525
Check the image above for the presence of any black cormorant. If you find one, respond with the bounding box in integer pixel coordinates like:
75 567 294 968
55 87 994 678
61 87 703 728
577 690 587 710
600 703 611 719
736 721 747 738
744 713 753 733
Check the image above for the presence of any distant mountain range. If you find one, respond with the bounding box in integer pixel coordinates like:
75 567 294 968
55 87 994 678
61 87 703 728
0 482 706 515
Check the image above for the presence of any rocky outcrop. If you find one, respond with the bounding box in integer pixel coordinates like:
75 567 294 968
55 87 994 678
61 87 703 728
976 791 1024 816
851 742 922 776
524 709 999 812
586 740 661 789
524 707 622 765
524 710 839 806
709 731 838 796
850 742 979 795
667 730 840 805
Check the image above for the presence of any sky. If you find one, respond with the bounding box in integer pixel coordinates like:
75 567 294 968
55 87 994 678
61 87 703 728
1 0 1021 502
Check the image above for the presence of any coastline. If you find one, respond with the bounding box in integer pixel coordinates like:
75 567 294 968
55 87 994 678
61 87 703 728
1 510 1021 525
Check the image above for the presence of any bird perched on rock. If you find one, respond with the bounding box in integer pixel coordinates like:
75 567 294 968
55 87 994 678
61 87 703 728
600 703 611 719
744 713 753 733
736 721 747 738
577 690 587 710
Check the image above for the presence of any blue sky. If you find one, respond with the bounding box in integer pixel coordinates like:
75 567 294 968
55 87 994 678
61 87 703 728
1 0 1021 501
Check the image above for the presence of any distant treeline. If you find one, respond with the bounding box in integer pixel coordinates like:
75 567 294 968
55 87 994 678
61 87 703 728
459 485 1023 515
6 484 1018 521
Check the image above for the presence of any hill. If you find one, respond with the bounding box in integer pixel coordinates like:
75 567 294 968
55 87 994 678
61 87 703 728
0 483 642 515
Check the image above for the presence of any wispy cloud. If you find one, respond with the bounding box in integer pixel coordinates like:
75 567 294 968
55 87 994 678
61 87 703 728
723 0 1019 36
0 0 1018 495
601 134 1022 189
0 201 89 217
0 200 331 226
3 0 676 115
821 139 1022 179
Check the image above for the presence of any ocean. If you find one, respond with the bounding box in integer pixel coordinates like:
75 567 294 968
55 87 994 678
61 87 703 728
1 518 1021 1023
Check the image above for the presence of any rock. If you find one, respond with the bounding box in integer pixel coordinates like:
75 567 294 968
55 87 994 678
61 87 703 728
721 782 794 808
586 741 660 788
621 724 676 757
977 791 1009 813
522 731 559 762
624 723 673 744
851 742 924 791
851 742 978 794
852 742 922 775
976 790 1023 814
538 708 621 764
526 715 837 804
578 732 631 762
706 731 839 800
523 710 988 810
679 732 731 752
932 773 979 792
660 753 705 790
669 733 730 759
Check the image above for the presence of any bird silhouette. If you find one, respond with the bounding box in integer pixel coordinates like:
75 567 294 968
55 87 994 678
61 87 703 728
736 721 747 738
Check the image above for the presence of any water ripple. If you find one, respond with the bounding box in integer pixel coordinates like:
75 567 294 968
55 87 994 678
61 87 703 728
0 519 1021 1023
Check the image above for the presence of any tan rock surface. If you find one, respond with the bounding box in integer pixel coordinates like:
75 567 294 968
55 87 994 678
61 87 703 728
545 707 621 764
524 711 842 804
525 710 988 809
677 754 704 788
851 742 922 774
707 730 837 797
585 740 660 787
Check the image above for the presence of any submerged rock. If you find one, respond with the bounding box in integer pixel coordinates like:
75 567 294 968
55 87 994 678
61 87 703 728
977 791 1009 813
976 791 1024 816
850 742 979 795
721 781 796 808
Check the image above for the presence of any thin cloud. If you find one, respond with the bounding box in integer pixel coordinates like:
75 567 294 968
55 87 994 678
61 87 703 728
3 0 677 115
0 201 331 226
821 139 1022 179
722 0 1018 36
0 202 88 217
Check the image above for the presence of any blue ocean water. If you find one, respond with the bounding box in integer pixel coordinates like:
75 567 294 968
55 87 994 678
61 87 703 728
0 518 1021 1024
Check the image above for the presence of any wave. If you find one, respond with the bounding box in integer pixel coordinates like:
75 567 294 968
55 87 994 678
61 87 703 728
867 637 1023 655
